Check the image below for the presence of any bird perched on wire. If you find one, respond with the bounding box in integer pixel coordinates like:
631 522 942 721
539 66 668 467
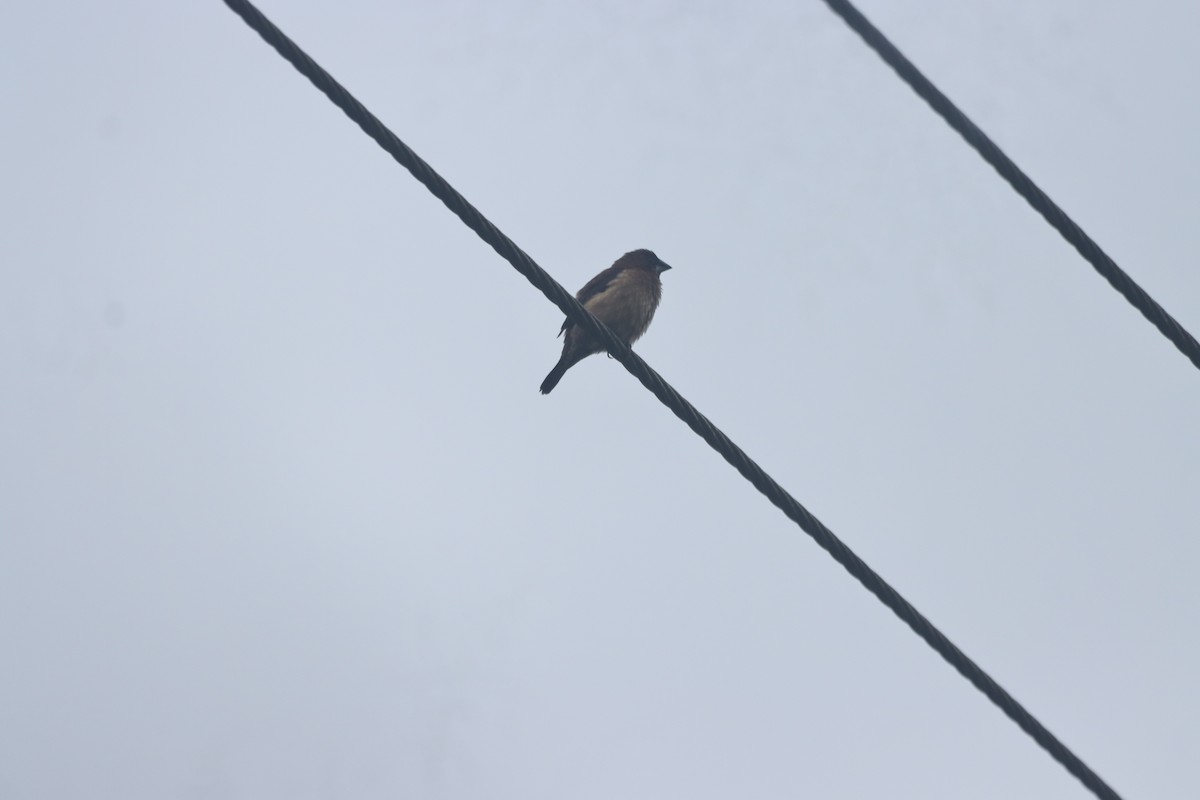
540 249 673 394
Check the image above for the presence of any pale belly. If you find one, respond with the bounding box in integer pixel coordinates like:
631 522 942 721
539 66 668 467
585 280 657 343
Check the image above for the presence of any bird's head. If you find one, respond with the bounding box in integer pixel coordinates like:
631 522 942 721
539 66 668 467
622 248 673 275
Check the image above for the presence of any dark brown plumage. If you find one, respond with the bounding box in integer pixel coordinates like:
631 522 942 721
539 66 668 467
540 249 672 394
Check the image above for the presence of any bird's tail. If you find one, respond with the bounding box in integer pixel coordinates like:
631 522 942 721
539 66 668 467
539 358 571 395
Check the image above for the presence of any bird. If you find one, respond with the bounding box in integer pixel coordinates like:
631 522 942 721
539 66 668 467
540 249 672 394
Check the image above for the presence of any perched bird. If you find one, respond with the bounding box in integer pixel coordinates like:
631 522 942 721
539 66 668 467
540 249 672 394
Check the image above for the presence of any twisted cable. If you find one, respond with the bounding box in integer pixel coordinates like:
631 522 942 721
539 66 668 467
222 2 1123 797
823 0 1200 374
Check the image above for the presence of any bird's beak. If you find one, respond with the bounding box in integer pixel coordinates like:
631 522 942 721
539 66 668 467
657 261 673 273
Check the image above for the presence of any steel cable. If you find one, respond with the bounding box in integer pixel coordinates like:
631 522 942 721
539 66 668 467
823 0 1200 375
221 2 1123 797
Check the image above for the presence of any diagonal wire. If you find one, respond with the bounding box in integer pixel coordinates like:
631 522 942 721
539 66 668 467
822 0 1200 375
219 2 1122 798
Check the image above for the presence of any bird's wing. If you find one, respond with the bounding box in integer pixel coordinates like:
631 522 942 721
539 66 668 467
558 264 625 335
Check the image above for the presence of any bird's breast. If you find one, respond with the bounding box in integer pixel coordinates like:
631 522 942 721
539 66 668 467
583 270 662 343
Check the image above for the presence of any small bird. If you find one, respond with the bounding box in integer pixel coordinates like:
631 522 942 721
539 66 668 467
540 249 672 394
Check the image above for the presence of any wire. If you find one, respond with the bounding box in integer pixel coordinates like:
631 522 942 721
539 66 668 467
822 0 1200 375
219 2 1123 798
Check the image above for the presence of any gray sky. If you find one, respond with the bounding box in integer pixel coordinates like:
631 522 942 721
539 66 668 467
2 1 1197 798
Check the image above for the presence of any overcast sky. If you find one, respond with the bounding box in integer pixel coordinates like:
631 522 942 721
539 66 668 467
2 1 1198 798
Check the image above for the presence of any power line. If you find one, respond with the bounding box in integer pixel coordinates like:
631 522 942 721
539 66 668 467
218 2 1123 798
822 0 1200 375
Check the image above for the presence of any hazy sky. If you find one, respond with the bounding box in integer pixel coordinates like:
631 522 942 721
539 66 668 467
2 1 1197 798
